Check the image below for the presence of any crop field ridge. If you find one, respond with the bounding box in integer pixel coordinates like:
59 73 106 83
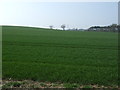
3 41 118 50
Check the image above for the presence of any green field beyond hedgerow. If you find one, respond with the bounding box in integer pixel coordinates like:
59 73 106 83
2 26 118 86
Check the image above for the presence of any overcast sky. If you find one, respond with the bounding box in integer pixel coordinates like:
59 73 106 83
0 2 118 29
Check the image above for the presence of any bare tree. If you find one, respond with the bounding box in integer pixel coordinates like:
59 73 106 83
61 24 66 30
49 25 53 29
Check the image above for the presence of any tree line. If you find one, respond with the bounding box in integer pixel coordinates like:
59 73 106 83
87 24 120 32
49 24 120 32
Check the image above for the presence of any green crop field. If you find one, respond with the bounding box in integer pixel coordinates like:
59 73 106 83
2 26 118 87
